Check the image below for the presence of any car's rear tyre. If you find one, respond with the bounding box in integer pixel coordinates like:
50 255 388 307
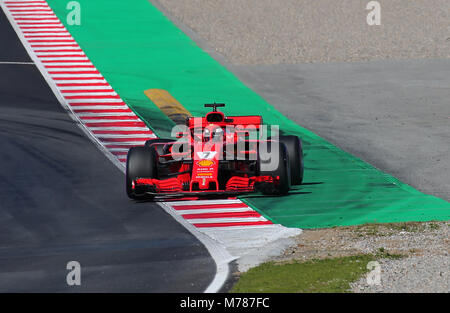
126 146 158 199
258 142 291 195
279 135 304 185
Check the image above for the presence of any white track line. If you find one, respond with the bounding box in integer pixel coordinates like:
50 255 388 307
0 61 34 64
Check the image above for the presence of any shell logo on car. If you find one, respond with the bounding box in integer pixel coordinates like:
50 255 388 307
197 160 215 167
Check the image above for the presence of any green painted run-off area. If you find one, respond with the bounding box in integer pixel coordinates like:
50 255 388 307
47 0 450 228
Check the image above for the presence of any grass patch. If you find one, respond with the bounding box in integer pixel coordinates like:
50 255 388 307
231 255 375 293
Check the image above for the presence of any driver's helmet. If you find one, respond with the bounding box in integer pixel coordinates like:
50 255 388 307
202 125 224 142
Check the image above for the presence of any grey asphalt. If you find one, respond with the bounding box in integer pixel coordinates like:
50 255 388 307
232 60 450 201
0 9 215 292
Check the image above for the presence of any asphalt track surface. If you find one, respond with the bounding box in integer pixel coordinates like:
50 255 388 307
232 60 450 201
0 10 215 292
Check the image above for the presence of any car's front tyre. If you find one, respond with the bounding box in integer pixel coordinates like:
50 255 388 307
258 142 291 195
126 146 158 199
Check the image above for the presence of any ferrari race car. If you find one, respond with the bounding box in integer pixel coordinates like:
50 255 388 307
126 103 304 199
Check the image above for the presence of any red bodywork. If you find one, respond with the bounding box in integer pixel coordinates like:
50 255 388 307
131 109 278 197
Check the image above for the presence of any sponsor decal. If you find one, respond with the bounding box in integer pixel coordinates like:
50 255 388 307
197 159 215 167
196 173 213 177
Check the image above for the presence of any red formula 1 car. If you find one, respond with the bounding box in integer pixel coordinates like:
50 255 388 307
126 103 303 199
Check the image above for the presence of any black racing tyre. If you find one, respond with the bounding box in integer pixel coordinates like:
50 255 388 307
279 135 304 185
258 142 291 195
126 146 158 199
145 138 175 155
